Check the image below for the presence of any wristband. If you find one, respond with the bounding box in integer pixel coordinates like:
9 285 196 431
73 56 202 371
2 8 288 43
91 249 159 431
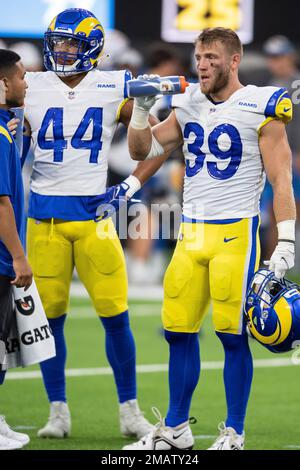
122 175 141 198
277 220 295 242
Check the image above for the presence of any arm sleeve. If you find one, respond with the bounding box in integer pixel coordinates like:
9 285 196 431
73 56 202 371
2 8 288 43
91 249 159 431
0 134 12 196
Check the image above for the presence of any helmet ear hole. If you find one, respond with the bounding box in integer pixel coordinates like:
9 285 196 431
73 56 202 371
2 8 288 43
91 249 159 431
269 282 283 297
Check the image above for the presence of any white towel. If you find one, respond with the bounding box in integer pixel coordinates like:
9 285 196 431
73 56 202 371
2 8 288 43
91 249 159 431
2 279 56 369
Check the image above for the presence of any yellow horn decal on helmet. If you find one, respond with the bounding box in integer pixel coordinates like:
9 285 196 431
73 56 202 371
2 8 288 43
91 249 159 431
272 297 293 345
48 16 57 31
247 307 281 345
74 17 102 36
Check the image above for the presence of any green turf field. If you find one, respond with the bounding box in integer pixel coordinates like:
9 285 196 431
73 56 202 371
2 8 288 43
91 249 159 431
1 296 300 450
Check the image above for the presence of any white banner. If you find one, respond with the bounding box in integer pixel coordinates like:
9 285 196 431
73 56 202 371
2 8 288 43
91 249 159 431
161 0 254 44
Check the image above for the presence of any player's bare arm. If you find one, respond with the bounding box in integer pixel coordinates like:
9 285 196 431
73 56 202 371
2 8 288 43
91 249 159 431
260 119 296 223
119 98 175 185
128 109 183 161
260 119 296 277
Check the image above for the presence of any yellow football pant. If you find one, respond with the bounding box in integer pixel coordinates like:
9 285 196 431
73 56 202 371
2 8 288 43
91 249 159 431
162 217 260 334
27 217 128 319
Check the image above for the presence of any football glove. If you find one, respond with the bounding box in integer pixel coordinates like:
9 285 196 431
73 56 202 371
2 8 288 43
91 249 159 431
264 240 295 279
88 175 141 221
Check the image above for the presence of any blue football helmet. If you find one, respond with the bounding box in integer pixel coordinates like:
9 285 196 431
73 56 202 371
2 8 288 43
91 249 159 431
44 8 105 76
244 269 300 353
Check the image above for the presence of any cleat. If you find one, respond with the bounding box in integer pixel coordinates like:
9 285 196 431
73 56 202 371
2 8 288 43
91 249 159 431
123 407 194 450
208 422 244 450
0 416 29 446
37 402 71 438
0 434 23 450
120 400 154 439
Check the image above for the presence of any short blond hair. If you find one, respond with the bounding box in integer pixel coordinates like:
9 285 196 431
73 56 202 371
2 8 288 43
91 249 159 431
196 28 243 56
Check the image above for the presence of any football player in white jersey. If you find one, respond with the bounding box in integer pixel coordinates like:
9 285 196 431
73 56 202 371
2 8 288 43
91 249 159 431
123 28 296 450
21 8 168 440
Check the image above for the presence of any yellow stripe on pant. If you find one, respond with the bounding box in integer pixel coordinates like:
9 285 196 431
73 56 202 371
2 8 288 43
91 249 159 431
27 217 128 318
162 216 260 335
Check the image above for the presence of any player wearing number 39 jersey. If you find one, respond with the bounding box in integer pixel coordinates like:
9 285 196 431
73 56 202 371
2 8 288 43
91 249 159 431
125 28 296 450
22 8 168 440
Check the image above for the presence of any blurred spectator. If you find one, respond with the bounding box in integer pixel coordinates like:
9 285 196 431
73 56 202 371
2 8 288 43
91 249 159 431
10 42 43 72
263 36 300 163
239 51 271 86
145 42 184 77
99 29 130 70
262 36 300 271
114 47 143 77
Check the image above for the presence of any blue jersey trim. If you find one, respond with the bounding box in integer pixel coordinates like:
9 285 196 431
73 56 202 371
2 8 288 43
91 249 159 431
246 215 259 289
182 215 242 224
124 69 132 99
28 191 97 221
264 87 287 117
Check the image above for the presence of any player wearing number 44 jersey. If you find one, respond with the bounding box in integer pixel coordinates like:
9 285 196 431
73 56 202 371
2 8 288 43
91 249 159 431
21 8 169 440
124 28 296 450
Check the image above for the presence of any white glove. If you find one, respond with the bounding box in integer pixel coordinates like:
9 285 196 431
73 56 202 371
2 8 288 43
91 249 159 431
135 94 158 112
130 74 160 129
264 241 295 278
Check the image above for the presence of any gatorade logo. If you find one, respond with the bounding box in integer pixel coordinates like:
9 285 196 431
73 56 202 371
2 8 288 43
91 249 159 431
15 296 35 316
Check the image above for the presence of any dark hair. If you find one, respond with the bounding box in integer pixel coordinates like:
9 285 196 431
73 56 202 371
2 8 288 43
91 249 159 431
0 49 21 76
196 28 243 56
146 42 181 69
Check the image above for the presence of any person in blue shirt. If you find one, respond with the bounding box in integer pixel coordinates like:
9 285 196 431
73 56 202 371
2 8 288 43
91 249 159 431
0 49 32 450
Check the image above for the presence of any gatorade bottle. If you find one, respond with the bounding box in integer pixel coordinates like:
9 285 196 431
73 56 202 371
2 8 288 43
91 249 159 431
127 75 189 98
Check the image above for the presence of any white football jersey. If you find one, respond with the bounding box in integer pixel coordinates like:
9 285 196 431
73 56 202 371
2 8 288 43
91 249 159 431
172 83 292 220
25 69 131 196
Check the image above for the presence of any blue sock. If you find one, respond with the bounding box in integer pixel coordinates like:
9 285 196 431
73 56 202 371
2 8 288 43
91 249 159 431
0 370 6 385
216 332 253 435
100 311 136 403
40 315 67 403
165 330 200 427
